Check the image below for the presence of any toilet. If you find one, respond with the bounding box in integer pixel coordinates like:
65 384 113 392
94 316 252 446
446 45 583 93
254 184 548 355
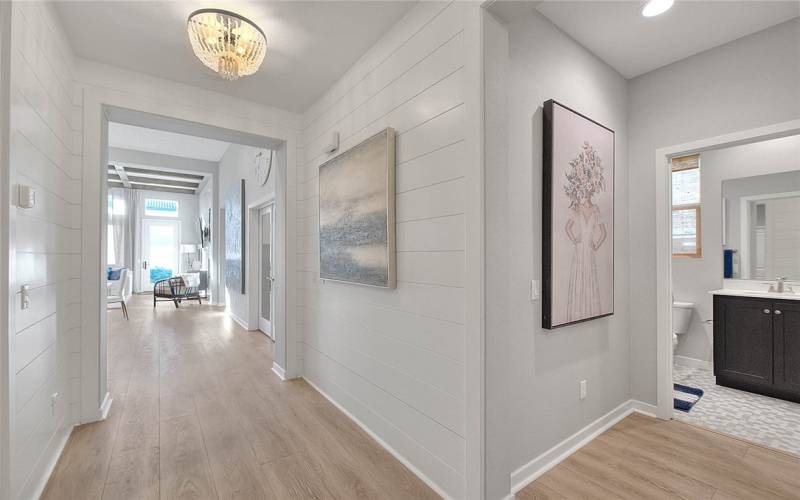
672 301 694 352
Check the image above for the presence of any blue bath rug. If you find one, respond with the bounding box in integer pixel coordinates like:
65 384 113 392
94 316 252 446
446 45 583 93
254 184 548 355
674 383 704 413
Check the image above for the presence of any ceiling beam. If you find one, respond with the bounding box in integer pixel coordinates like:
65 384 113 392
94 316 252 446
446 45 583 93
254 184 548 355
123 165 205 181
113 164 131 188
125 175 199 189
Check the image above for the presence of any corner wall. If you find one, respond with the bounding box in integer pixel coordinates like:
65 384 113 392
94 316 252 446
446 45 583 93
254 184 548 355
628 18 800 404
7 2 82 497
297 2 481 496
483 8 631 499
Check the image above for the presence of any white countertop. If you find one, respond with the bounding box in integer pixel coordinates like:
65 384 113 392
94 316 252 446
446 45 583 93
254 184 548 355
710 289 800 301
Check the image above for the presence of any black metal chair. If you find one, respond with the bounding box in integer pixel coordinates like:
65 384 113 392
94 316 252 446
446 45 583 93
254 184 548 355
153 276 202 308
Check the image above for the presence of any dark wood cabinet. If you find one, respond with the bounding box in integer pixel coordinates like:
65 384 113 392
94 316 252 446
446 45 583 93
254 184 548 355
714 295 800 403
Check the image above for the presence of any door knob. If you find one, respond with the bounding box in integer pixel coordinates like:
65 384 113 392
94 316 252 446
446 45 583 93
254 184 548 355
775 310 782 315
764 309 771 314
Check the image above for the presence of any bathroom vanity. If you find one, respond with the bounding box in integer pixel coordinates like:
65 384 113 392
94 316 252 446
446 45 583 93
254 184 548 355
712 290 800 404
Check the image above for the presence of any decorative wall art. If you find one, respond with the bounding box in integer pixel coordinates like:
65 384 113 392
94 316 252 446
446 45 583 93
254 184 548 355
225 179 246 294
543 100 614 329
319 128 396 288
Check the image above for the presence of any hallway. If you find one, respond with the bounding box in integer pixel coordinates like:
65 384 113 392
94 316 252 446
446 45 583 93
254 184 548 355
41 295 438 499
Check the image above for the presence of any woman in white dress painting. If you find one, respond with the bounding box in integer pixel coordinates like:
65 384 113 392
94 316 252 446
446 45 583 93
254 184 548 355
563 141 607 323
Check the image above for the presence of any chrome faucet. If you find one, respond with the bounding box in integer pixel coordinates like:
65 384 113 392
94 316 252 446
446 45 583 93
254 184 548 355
770 276 792 294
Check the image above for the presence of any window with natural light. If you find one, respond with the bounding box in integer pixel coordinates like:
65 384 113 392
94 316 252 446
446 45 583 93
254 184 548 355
144 198 179 218
671 154 701 257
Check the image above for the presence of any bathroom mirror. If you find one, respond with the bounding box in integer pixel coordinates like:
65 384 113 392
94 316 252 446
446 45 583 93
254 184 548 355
723 169 800 280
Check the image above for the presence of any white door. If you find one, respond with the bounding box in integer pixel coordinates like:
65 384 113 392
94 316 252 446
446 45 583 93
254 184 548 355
258 205 275 338
141 219 181 292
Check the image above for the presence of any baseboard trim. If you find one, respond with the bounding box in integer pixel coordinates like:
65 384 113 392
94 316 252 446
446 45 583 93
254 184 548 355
21 421 73 500
227 311 249 330
507 399 657 498
674 355 713 370
303 377 452 500
99 391 113 420
271 362 287 381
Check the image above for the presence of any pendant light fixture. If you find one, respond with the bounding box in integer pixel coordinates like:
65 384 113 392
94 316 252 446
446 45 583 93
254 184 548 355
187 8 267 81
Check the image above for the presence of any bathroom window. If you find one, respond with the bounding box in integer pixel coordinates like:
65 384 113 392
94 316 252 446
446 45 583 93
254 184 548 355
672 154 701 257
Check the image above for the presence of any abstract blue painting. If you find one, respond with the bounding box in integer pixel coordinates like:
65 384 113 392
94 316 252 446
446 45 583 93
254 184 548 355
225 179 245 294
319 128 396 288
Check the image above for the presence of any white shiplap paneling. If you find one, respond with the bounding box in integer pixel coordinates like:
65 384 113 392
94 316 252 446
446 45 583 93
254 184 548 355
8 2 80 498
298 2 472 497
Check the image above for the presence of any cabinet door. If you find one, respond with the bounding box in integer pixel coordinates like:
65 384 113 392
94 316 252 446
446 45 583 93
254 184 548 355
714 295 773 385
773 299 800 393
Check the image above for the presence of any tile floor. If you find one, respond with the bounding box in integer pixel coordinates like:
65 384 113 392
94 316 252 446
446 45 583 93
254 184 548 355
673 363 800 456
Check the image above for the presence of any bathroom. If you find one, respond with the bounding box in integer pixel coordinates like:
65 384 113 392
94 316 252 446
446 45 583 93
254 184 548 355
671 133 800 453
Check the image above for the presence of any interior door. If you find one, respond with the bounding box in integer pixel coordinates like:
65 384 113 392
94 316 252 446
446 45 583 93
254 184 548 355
258 205 275 338
141 219 181 292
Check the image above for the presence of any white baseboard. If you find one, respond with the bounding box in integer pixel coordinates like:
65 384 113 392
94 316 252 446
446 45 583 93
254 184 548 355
303 377 452 500
99 392 113 420
506 399 657 499
271 362 287 380
226 311 250 330
20 421 73 500
674 355 713 370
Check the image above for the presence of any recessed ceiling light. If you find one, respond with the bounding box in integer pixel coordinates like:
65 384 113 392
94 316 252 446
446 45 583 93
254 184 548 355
642 0 674 17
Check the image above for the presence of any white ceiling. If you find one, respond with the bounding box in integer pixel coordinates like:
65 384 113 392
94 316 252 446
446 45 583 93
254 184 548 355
503 1 800 79
55 1 416 112
108 122 231 162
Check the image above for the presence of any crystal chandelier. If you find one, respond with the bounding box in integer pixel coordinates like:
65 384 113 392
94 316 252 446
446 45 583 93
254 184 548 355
187 9 267 81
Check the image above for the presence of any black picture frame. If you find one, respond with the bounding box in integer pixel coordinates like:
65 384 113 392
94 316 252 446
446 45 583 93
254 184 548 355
543 99 615 329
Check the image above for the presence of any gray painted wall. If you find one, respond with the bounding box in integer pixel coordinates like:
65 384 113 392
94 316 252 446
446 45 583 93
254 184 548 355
628 18 800 403
484 9 631 499
672 135 800 363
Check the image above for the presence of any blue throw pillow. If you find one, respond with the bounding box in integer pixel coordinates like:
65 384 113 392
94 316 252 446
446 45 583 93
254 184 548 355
107 267 121 280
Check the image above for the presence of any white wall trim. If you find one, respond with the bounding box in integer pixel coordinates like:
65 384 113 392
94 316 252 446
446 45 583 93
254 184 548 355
226 310 250 331
674 355 713 370
98 392 113 420
271 362 287 381
18 423 73 500
655 119 800 420
505 399 657 500
303 377 453 500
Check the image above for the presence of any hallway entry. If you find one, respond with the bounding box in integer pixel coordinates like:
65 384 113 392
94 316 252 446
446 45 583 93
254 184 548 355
42 296 438 499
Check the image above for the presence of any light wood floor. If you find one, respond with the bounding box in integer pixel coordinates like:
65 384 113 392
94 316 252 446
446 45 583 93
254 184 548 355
517 411 800 499
42 295 439 500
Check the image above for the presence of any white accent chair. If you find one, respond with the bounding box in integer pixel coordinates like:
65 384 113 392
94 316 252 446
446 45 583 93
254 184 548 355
107 268 132 320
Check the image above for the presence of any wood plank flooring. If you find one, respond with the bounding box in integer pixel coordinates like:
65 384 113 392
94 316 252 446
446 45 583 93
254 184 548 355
41 295 439 500
517 411 800 500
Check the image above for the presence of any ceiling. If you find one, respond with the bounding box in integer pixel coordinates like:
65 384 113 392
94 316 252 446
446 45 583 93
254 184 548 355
108 122 231 162
55 1 417 112
496 1 799 79
108 164 206 194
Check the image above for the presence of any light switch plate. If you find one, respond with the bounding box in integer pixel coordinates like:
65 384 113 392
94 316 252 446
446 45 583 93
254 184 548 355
17 185 36 209
531 279 540 301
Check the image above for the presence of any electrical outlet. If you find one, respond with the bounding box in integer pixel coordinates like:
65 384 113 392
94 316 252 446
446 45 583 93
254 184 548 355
50 392 59 416
579 380 588 400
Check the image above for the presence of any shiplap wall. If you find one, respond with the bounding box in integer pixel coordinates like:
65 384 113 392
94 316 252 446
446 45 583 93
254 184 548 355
9 2 81 498
297 2 471 496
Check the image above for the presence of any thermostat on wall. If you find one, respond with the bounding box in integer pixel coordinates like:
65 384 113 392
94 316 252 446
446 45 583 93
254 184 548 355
17 185 36 209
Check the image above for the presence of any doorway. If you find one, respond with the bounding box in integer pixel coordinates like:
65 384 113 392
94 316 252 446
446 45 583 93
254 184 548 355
258 204 275 339
140 219 181 292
